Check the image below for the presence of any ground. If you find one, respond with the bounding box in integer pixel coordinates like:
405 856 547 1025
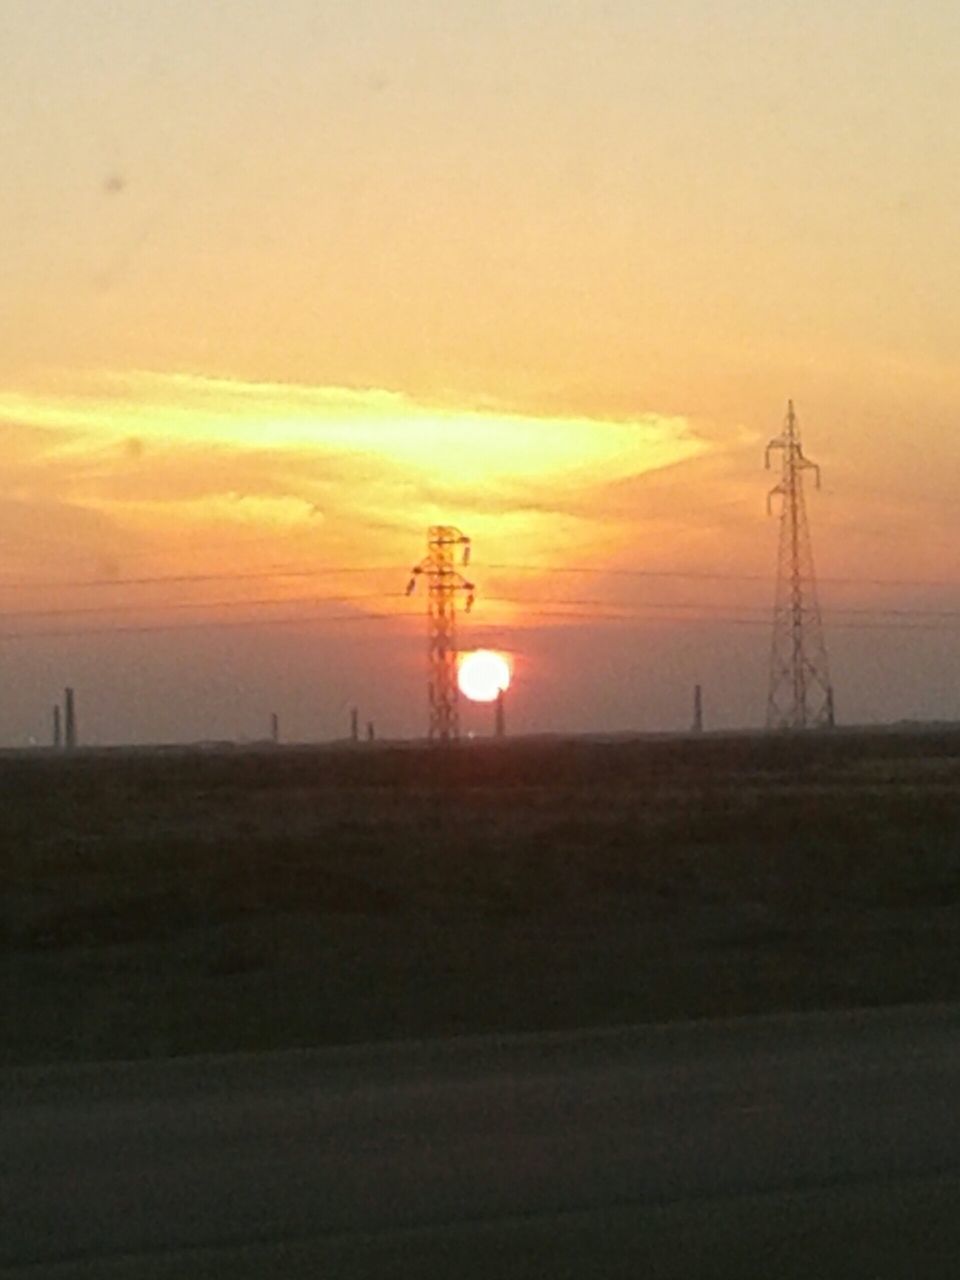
3 728 960 1065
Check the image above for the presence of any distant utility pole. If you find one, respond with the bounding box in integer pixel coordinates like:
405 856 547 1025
765 401 835 730
270 713 279 745
495 688 506 739
406 526 475 743
692 684 703 734
53 705 62 750
64 687 77 750
366 721 375 743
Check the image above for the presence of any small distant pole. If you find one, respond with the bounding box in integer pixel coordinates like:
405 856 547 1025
53 705 62 750
495 688 506 739
693 684 703 734
351 707 360 742
64 688 77 750
826 685 836 729
366 721 375 743
270 713 279 745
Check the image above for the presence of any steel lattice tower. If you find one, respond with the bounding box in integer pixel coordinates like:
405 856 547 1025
765 401 835 730
406 526 475 742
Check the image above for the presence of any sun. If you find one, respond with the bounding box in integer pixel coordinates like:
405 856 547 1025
458 650 512 703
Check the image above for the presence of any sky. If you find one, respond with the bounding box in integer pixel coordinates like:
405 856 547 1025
2 0 960 744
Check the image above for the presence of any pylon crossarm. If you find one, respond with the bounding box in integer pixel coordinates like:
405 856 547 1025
765 437 785 468
800 457 822 488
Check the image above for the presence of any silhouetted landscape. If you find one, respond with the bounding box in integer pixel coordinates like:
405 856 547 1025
4 728 960 1066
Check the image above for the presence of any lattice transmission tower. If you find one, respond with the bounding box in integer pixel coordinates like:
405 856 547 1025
765 401 835 730
406 526 475 742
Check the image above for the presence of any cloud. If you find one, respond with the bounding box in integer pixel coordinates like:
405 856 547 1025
0 370 703 478
0 371 709 584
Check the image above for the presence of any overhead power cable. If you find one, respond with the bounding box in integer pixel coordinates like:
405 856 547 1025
0 609 397 643
4 588 960 628
0 591 403 623
486 563 960 591
3 560 960 593
0 565 396 592
5 601 960 645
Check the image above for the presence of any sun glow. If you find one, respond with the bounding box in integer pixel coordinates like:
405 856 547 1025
458 649 512 703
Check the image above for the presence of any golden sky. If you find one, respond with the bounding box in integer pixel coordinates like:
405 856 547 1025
2 1 960 741
0 370 701 594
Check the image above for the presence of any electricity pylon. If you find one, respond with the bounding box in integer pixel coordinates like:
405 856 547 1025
765 401 835 730
406 526 475 742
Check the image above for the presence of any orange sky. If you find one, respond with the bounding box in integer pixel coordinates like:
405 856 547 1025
2 1 960 742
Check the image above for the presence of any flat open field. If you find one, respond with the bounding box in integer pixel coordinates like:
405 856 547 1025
3 729 960 1065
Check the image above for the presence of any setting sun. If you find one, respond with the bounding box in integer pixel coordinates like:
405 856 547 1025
458 650 512 703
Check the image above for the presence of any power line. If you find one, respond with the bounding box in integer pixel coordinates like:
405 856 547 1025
5 584 960 630
6 598 960 646
486 563 960 591
0 564 398 592
483 609 960 634
0 609 398 643
0 591 402 623
4 559 960 594
487 597 960 620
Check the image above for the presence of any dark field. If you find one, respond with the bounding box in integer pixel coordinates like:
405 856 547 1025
3 729 960 1065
